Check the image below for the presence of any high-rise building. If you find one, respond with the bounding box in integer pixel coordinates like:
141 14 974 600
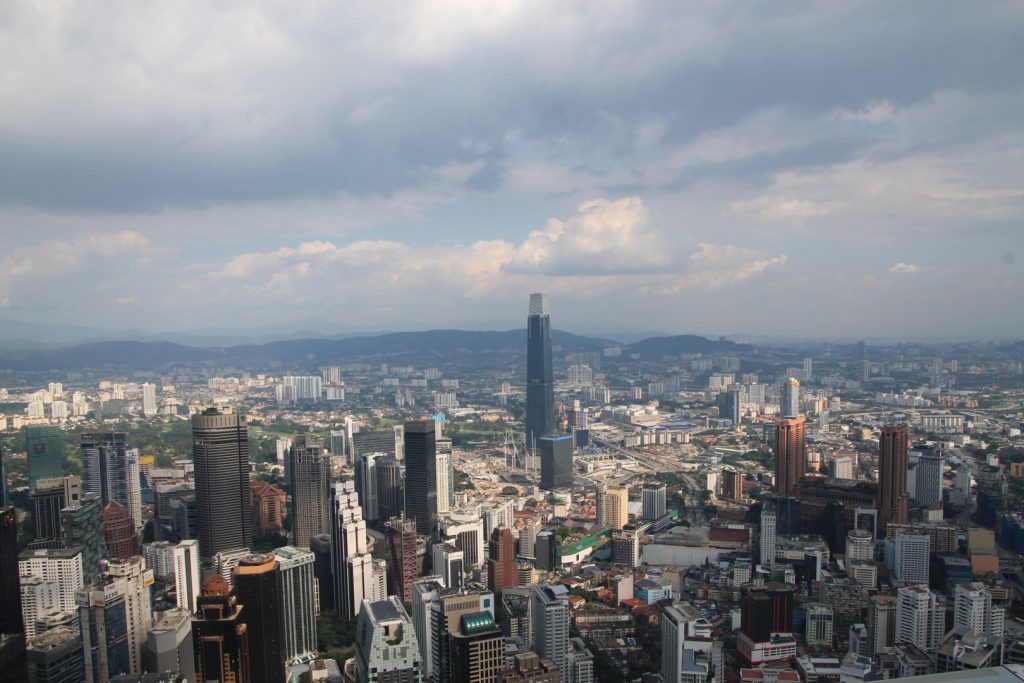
31 476 81 549
103 502 140 560
781 378 800 418
436 448 452 515
1 507 24 640
144 607 195 681
539 435 573 491
376 457 405 523
19 548 84 628
61 493 104 584
250 480 287 537
451 611 505 683
718 388 742 425
954 582 1005 638
500 651 562 683
271 546 318 665
404 420 438 535
25 626 84 683
488 527 518 597
355 597 423 683
20 575 62 640
532 585 570 683
877 424 909 530
141 383 157 417
232 554 284 683
889 533 930 584
867 594 897 656
805 603 834 648
597 486 628 530
662 603 713 683
420 585 496 683
310 534 334 613
192 574 250 683
331 480 375 620
355 451 383 523
77 582 131 682
384 517 418 604
352 430 398 462
526 293 555 451
80 433 142 528
611 527 640 567
895 585 944 654
773 417 806 497
144 539 201 615
26 426 64 492
192 408 252 562
101 557 155 676
759 509 777 568
642 484 667 520
908 449 944 508
288 435 332 549
432 544 465 589
720 468 742 501
535 531 559 572
567 637 594 683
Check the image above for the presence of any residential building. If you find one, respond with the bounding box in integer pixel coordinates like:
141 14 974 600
532 585 571 683
288 435 332 548
895 586 945 654
597 486 628 530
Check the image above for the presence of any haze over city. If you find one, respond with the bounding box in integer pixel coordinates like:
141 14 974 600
0 2 1022 340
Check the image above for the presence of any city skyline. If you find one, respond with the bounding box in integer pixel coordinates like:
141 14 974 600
0 3 1021 339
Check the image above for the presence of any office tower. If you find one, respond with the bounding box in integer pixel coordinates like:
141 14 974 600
488 527 518 597
0 446 6 508
806 603 834 648
526 293 555 451
501 650 562 682
759 509 777 570
19 548 84 623
867 595 897 656
425 586 496 683
895 586 944 654
497 586 533 646
78 581 131 682
846 529 874 561
26 426 63 491
232 554 284 683
535 531 559 572
855 507 879 540
954 582 1005 638
103 501 140 560
61 493 104 584
432 544 465 589
142 539 201 614
309 534 334 612
376 457 405 523
612 528 640 567
450 611 505 683
288 435 332 548
271 546 318 665
102 557 155 676
141 383 157 417
192 574 250 683
532 585 570 683
781 377 800 418
249 480 286 537
662 603 713 683
353 430 398 462
908 450 944 507
355 451 383 523
80 432 142 527
642 483 667 520
597 485 628 530
26 627 84 683
720 468 742 501
331 480 374 620
355 597 422 683
144 607 195 681
1 507 24 639
519 518 540 560
192 407 252 562
889 533 930 583
436 448 452 514
717 388 741 425
438 517 486 567
404 420 438 535
328 429 347 461
153 481 195 542
773 417 806 497
878 424 909 530
384 517 418 603
31 476 81 548
539 435 573 491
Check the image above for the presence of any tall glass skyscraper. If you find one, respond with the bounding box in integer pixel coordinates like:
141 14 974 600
26 426 63 491
526 292 555 451
403 420 437 535
192 408 252 562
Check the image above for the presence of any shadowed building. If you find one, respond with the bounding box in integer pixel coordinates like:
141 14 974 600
403 420 438 535
488 527 518 597
233 554 284 683
526 293 555 452
774 417 806 497
539 435 573 491
878 424 909 531
103 501 141 560
192 574 250 683
384 517 418 603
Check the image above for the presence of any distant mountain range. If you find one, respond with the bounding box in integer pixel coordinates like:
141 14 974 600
0 329 747 372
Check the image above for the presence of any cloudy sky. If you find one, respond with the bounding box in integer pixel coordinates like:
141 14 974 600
1 1 1022 340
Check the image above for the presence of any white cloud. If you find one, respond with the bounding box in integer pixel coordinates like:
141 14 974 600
888 262 930 274
729 195 838 226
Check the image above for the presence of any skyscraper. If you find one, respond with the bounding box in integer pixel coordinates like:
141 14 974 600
436 447 452 515
539 434 573 491
954 582 1005 638
331 481 376 620
287 434 332 549
642 483 667 520
718 388 742 425
404 420 438 535
908 449 944 508
78 582 131 683
141 383 157 417
355 598 422 683
1 507 24 637
597 486 629 530
31 476 81 549
532 585 571 683
144 607 195 681
101 557 155 676
26 426 63 492
376 457 405 523
450 611 505 683
781 378 800 418
878 424 909 530
354 451 383 523
774 417 806 497
895 585 944 654
80 432 141 527
192 574 250 683
488 526 518 597
759 509 777 569
526 293 555 451
384 517 418 604
310 534 334 613
271 546 318 665
102 501 140 560
192 408 252 562
61 494 105 584
232 554 284 683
